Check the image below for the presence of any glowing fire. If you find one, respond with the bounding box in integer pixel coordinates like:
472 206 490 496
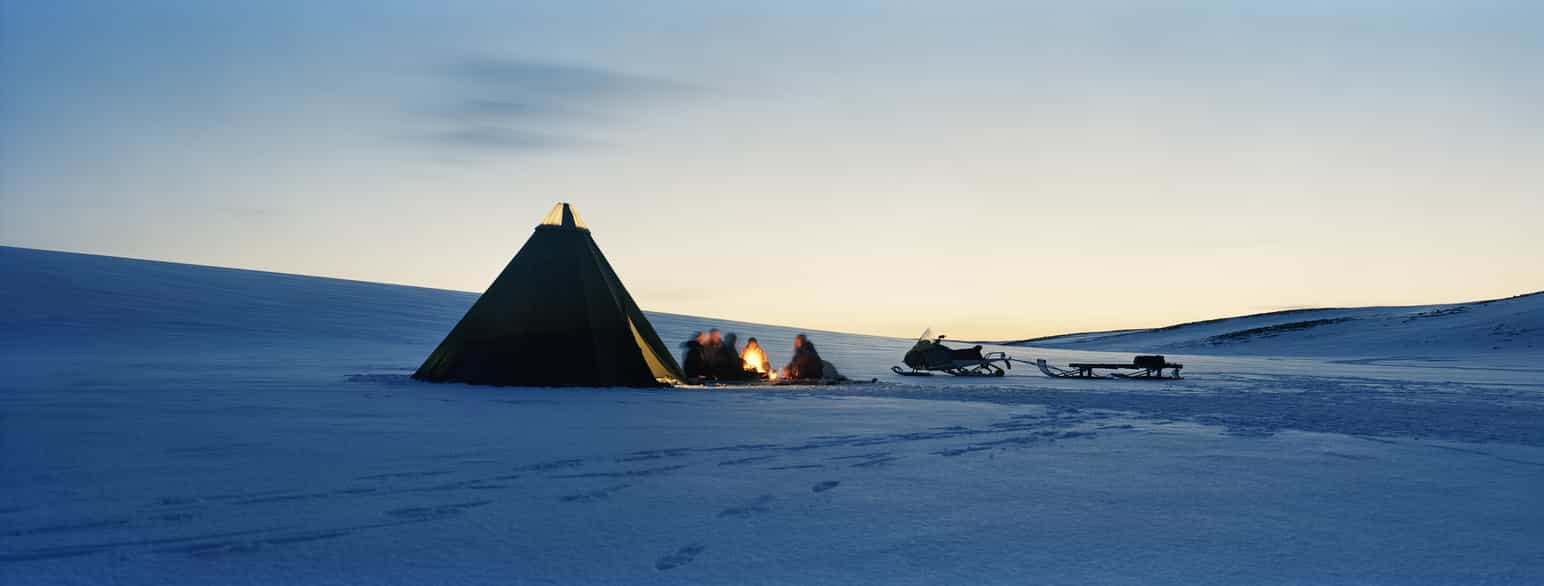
742 346 769 373
768 370 779 381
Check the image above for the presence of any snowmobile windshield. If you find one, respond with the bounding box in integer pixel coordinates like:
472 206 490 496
917 328 934 343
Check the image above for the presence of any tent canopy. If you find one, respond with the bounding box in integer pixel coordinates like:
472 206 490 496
413 203 683 387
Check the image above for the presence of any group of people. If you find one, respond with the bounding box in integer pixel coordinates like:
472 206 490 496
680 329 833 382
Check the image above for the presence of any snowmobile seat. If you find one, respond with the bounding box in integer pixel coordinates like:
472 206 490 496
949 345 984 361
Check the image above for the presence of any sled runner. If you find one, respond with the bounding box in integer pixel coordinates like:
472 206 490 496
1035 355 1183 380
892 330 1012 377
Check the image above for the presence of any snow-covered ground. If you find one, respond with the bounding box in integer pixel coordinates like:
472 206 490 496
3 245 1542 584
999 292 1542 362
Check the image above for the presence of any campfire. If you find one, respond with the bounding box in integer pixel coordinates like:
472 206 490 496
742 346 768 373
742 345 777 380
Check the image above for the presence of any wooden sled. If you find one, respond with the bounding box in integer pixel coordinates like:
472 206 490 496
1035 356 1183 380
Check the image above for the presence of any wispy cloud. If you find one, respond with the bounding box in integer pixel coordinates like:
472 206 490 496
441 59 691 104
427 127 589 151
412 57 697 154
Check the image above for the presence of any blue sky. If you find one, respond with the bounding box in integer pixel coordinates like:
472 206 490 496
3 1 1541 338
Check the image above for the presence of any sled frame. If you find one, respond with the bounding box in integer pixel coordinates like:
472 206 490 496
1035 359 1182 380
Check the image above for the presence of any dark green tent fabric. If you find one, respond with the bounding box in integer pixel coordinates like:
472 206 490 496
413 203 685 387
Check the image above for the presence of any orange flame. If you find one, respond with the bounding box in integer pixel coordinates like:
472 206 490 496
742 346 769 373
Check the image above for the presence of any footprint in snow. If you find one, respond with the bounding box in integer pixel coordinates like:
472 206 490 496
718 455 778 467
655 543 706 571
767 464 824 470
560 484 631 503
383 500 491 520
718 495 773 519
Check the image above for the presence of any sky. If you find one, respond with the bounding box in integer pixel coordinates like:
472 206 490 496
2 1 1541 339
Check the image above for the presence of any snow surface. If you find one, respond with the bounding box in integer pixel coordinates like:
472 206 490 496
1000 293 1543 361
2 245 1542 584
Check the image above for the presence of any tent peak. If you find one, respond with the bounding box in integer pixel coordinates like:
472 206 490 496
539 202 589 231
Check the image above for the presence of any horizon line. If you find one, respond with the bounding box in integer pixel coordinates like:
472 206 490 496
5 242 1538 343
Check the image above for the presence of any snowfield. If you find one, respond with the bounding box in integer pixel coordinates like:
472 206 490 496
999 291 1542 362
2 245 1542 584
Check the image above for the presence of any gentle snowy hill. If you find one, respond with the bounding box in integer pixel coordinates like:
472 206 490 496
999 293 1543 359
0 246 477 349
0 245 906 379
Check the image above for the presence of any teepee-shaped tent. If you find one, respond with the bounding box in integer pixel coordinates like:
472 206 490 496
413 203 684 387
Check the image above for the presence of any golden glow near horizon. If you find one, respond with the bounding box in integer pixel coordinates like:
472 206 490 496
2 3 1541 340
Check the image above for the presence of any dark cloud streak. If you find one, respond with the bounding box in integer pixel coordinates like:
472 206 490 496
426 126 592 151
440 59 691 101
437 98 579 122
413 57 696 154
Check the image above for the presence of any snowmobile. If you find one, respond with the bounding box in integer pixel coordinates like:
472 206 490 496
891 329 1013 377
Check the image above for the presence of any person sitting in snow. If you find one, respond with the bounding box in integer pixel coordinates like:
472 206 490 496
681 331 710 379
698 329 727 377
783 334 825 381
715 332 750 380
